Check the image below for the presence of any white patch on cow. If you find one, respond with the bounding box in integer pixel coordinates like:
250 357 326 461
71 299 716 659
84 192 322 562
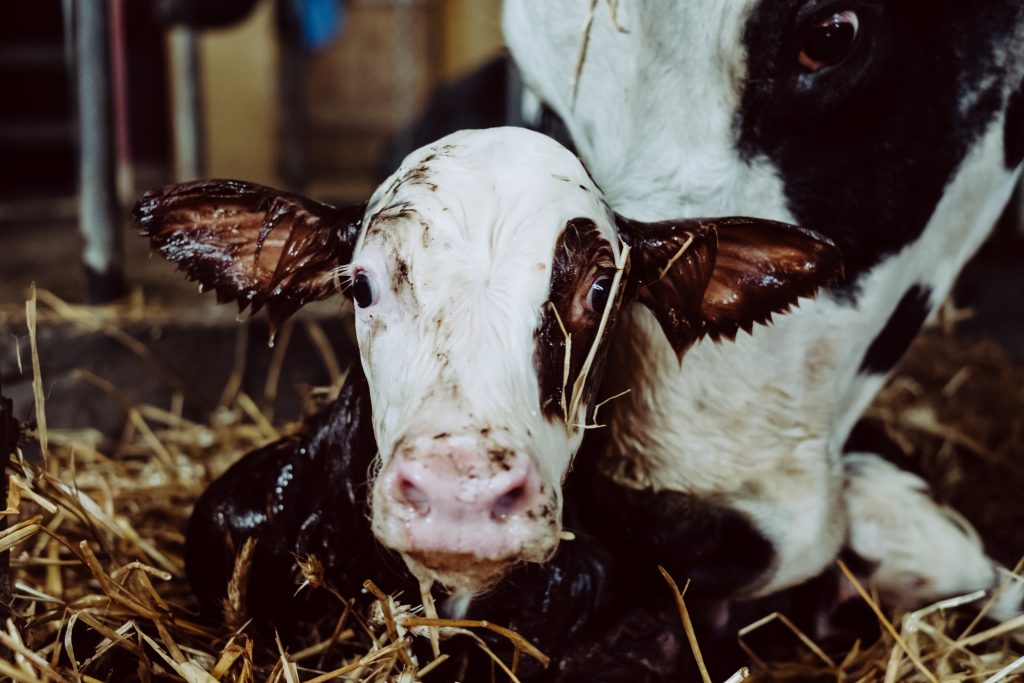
843 453 1024 619
601 302 846 597
506 0 1023 599
504 0 790 222
832 122 1024 445
354 128 610 474
598 104 1022 600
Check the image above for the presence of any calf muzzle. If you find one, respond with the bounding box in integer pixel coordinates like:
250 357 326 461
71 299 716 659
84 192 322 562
373 433 558 589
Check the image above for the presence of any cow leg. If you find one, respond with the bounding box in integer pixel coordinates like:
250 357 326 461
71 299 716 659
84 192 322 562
842 452 1024 621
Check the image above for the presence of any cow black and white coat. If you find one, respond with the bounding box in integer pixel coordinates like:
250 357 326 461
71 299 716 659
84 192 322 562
504 0 1024 615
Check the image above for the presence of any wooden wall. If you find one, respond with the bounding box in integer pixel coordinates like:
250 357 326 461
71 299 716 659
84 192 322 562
200 0 279 187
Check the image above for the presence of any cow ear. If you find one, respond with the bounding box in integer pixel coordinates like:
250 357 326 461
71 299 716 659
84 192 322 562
133 180 366 335
615 216 718 356
616 215 843 357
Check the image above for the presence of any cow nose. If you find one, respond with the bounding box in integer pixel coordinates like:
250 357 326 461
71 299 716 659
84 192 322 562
389 446 537 523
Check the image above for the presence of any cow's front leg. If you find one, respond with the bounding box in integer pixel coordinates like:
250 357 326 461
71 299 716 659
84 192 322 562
842 451 1024 621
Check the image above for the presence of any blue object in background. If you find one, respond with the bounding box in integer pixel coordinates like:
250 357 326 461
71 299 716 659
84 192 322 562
295 0 344 51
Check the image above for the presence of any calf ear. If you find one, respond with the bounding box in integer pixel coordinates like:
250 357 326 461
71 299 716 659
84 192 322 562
617 215 843 356
134 180 366 334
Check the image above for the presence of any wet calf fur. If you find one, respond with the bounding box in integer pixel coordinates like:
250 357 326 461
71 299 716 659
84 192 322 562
185 366 632 680
185 365 872 680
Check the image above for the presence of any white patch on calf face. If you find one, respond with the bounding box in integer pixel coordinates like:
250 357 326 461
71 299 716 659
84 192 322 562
348 128 622 589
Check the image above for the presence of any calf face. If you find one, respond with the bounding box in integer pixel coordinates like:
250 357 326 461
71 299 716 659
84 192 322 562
136 127 840 592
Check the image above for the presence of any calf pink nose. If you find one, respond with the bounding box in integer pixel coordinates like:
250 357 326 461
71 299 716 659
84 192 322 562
389 447 538 524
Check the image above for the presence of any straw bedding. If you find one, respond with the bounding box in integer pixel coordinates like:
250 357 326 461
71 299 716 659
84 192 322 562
0 292 1021 682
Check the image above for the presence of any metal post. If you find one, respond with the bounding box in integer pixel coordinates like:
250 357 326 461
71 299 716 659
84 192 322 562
169 27 206 181
73 0 127 304
108 0 135 204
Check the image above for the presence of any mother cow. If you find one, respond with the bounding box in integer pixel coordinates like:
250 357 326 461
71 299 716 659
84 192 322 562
504 1 1024 607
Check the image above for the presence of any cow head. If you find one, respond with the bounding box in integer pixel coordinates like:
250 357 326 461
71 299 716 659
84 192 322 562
135 127 841 593
504 0 1024 282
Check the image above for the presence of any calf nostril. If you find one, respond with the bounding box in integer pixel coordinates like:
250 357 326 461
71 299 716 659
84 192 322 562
398 476 430 515
491 484 527 521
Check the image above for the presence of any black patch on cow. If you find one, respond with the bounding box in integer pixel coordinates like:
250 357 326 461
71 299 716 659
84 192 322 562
534 218 620 421
858 285 932 374
465 533 624 680
536 101 576 153
719 567 879 667
1006 80 1024 169
572 454 776 598
838 547 880 580
738 1 1024 290
185 364 679 678
842 416 917 465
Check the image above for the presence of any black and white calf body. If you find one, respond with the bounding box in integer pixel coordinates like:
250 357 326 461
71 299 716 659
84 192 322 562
135 127 840 598
504 0 1024 605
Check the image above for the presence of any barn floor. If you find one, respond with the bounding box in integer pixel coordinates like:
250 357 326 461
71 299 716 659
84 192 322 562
2 309 1021 681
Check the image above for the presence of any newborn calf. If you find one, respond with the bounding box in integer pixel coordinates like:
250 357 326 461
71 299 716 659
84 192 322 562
137 129 841 679
137 127 840 598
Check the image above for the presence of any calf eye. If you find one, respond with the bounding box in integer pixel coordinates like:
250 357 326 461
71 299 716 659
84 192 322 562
585 275 612 315
352 272 378 308
799 10 860 71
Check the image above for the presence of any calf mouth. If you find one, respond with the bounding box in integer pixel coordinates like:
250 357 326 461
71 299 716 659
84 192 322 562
405 551 520 593
376 508 563 593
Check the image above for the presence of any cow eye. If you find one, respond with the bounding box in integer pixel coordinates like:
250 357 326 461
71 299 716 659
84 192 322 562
799 10 860 72
352 271 378 308
585 275 612 315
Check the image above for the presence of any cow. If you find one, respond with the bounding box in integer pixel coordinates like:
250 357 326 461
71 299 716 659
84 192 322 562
502 0 1024 618
135 128 840 651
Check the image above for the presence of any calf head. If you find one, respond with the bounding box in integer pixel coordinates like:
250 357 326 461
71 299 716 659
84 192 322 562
135 127 840 593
